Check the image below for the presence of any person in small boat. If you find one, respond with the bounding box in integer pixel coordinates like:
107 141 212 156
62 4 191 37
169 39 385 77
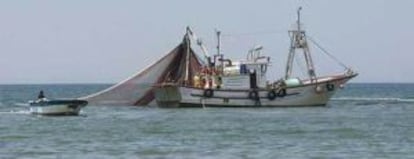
37 90 46 101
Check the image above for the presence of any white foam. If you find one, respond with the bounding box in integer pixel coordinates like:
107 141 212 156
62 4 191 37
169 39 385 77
332 97 414 103
0 110 31 115
14 103 30 107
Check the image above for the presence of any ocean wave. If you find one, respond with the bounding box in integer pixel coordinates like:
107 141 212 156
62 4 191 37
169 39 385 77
13 102 30 107
332 97 414 103
0 110 30 115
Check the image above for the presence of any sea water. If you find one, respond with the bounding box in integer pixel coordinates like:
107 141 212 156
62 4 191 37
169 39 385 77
0 84 413 158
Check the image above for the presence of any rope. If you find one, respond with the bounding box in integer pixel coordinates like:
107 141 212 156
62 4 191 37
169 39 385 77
308 36 349 69
222 30 284 37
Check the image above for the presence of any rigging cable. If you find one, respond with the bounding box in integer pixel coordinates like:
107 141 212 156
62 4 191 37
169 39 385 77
222 30 284 37
308 36 349 69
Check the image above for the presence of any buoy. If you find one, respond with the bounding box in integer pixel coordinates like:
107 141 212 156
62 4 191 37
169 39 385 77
326 83 335 91
277 89 287 97
203 89 214 98
248 90 259 101
267 90 277 100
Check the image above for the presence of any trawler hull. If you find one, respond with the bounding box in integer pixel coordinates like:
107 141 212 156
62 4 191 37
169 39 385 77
155 74 356 107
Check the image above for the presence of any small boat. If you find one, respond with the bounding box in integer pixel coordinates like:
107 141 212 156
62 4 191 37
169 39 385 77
153 7 358 107
29 93 88 116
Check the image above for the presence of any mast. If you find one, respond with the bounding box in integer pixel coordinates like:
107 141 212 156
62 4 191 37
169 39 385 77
184 28 191 85
216 30 221 56
297 7 301 33
216 30 223 73
285 7 317 82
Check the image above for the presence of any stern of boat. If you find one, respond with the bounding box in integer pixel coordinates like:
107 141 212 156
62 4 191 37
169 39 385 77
154 83 182 107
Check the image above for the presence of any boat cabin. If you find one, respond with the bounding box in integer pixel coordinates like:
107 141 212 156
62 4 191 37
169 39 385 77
221 61 269 89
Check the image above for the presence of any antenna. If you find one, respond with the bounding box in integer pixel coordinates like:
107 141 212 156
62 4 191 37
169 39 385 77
216 29 224 72
216 29 221 56
297 6 302 32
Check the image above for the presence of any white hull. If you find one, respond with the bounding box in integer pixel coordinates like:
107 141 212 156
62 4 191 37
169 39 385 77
30 105 82 116
155 75 355 107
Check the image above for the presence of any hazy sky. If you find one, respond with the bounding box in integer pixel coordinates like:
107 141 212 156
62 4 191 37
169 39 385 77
0 0 412 84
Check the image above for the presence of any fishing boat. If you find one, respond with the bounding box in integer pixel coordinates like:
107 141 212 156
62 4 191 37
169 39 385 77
153 7 358 107
29 98 88 116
